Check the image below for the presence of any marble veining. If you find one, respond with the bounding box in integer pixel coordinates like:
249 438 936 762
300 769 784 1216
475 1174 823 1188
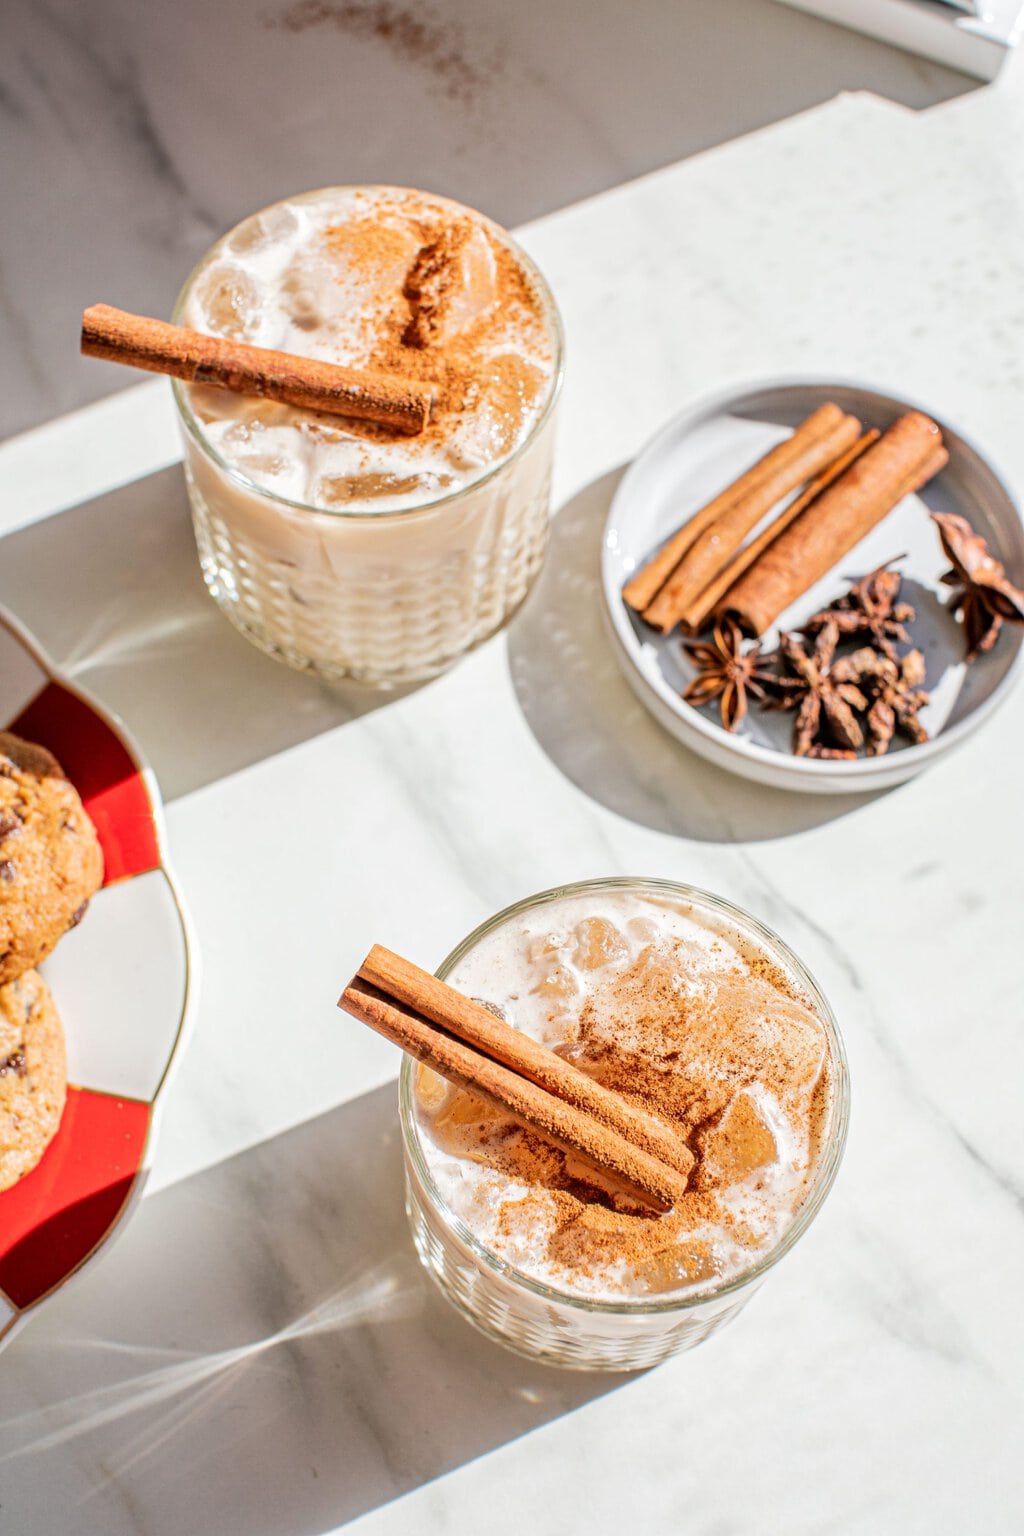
741 845 1024 1218
0 0 971 438
1 15 1023 1536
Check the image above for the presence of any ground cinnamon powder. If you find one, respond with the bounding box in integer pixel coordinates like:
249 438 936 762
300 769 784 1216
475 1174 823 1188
318 192 552 468
426 936 832 1297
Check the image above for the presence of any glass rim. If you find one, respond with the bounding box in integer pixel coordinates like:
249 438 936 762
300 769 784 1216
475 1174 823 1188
399 875 851 1318
169 184 565 523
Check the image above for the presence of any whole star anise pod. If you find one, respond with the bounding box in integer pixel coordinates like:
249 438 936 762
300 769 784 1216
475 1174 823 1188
773 618 869 756
831 646 929 756
803 561 915 659
933 512 1024 661
682 617 778 731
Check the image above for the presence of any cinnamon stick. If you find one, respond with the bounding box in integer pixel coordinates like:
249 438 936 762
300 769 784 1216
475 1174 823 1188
643 410 862 633
81 303 433 435
622 402 847 614
358 944 694 1179
338 963 691 1212
678 429 880 635
722 412 947 636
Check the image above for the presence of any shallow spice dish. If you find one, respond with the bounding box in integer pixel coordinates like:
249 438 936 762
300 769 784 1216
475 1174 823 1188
601 379 1024 794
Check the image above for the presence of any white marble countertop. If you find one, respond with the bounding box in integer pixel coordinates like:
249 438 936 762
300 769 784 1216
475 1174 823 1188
2 31 1024 1536
1 0 972 441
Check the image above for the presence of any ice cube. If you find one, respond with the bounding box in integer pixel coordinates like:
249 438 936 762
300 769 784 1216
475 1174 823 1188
194 264 261 340
193 391 279 429
530 964 579 1004
237 452 289 479
311 470 448 508
571 917 629 971
403 220 497 348
324 213 420 298
223 421 310 495
701 1090 778 1182
221 420 256 449
280 214 419 341
768 993 829 1091
415 1064 449 1114
434 1087 502 1131
629 944 682 996
553 1041 602 1075
227 204 299 256
526 932 562 965
708 976 827 1095
471 997 510 1024
635 1242 721 1293
279 256 332 332
548 1203 630 1266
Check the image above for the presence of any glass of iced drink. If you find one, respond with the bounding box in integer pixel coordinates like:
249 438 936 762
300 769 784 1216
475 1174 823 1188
171 187 562 685
401 877 849 1370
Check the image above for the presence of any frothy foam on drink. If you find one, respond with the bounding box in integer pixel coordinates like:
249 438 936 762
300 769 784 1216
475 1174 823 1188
180 188 556 512
414 892 834 1302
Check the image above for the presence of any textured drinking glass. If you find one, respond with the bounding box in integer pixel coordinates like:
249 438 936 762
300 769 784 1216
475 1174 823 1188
400 877 849 1372
171 190 563 686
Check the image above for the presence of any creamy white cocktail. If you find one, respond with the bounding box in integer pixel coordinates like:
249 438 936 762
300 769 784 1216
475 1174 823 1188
402 879 848 1369
173 187 562 683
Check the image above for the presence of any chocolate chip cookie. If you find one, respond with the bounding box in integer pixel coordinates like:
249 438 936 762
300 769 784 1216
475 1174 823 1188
0 732 104 986
0 968 67 1191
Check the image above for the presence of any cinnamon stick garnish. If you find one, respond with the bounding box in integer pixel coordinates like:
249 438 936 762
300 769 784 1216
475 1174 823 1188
622 402 848 615
643 410 862 634
359 944 694 1180
339 950 692 1211
81 303 433 435
722 412 947 636
678 429 880 635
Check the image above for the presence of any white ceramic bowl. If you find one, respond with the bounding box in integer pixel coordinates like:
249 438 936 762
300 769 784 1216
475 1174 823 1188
602 379 1024 794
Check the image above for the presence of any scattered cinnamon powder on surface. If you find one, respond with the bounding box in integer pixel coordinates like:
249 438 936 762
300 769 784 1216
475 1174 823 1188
268 1 496 108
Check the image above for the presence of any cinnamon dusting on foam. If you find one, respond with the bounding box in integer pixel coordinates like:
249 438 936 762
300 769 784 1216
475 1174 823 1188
323 200 550 452
182 188 555 512
417 896 834 1300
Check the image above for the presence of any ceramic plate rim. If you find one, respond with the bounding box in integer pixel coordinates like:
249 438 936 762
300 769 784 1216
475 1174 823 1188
0 603 200 1350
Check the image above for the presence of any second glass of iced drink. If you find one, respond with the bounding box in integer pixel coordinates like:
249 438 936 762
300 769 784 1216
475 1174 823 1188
172 186 563 684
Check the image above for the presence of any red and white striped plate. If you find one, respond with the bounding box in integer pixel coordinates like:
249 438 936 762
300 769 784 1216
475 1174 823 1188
0 606 197 1349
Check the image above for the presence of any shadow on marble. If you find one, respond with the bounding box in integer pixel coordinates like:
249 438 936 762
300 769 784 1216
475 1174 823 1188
507 466 881 842
2 0 976 437
0 467 424 801
0 1085 629 1535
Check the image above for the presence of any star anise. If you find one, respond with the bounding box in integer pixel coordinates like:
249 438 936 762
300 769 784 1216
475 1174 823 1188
933 512 1024 661
831 646 929 755
773 618 869 756
682 617 778 732
829 642 933 755
803 561 915 658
